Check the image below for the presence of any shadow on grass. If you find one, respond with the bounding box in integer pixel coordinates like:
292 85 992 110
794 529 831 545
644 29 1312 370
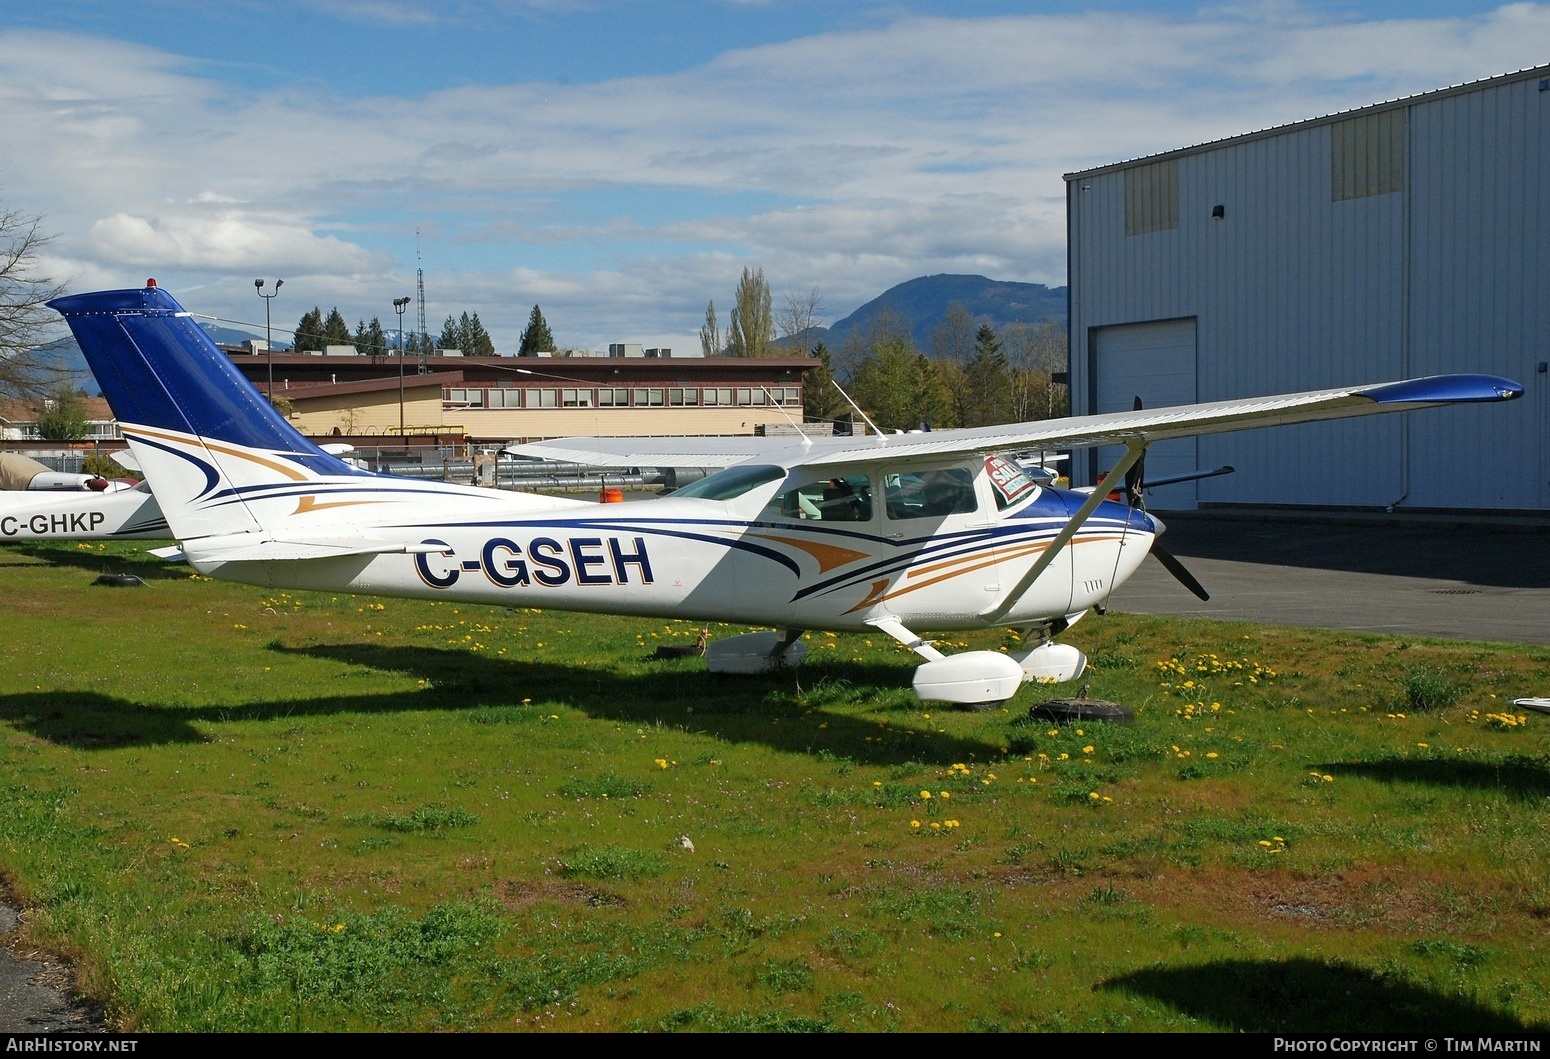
1102 956 1544 1034
1321 756 1550 799
1 542 189 583
0 641 1008 766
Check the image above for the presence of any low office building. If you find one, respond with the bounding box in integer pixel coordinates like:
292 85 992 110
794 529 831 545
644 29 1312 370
229 348 814 444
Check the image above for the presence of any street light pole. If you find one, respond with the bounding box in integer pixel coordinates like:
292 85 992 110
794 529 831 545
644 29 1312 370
393 296 411 435
255 278 283 402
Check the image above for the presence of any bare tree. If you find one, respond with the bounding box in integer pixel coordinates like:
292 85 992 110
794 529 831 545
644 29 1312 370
1002 319 1068 421
777 287 825 350
0 208 69 401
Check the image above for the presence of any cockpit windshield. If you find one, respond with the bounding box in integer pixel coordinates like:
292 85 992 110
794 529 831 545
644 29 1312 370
668 463 787 501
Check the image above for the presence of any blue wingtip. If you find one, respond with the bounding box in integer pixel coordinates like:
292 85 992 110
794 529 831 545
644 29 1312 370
1357 374 1524 405
49 283 357 475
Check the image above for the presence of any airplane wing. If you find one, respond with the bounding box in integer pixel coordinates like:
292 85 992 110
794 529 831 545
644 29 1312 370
503 375 1522 469
504 435 786 468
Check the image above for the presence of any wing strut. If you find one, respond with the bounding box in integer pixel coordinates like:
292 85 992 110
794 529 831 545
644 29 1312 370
980 440 1148 624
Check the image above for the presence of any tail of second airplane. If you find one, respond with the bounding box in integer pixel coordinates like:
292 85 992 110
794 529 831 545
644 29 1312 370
50 281 524 545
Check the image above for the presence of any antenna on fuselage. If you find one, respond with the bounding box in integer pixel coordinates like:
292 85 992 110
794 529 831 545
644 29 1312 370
762 387 811 449
830 379 884 439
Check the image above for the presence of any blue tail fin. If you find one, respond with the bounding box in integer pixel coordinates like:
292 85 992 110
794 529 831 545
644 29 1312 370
50 283 380 539
49 282 356 476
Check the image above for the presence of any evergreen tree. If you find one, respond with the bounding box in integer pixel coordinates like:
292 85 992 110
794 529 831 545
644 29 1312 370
802 341 845 426
518 305 554 357
354 317 389 357
322 308 352 347
461 312 495 357
437 314 464 352
846 308 946 431
964 322 1012 426
292 308 325 352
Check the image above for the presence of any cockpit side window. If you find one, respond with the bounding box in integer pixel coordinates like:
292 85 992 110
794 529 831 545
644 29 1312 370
884 466 977 520
769 473 873 522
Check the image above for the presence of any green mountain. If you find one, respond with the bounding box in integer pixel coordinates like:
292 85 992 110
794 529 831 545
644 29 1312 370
820 274 1066 352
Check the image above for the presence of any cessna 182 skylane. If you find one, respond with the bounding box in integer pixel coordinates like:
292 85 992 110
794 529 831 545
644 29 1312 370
50 283 1523 705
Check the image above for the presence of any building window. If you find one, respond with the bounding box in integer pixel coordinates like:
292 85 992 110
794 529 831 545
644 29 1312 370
1331 109 1404 201
1124 158 1179 236
529 388 557 408
632 387 665 407
562 388 594 407
669 387 699 406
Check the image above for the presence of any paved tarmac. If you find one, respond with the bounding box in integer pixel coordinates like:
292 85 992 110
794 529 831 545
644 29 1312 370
0 890 105 1033
1109 511 1550 646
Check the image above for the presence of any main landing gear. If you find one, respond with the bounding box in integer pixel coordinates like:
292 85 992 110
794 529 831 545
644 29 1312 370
699 619 1089 708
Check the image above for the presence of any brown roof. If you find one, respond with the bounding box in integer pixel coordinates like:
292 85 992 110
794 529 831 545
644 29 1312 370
0 396 115 424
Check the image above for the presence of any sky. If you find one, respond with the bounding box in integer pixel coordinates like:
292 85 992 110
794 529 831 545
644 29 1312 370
2 1 1547 356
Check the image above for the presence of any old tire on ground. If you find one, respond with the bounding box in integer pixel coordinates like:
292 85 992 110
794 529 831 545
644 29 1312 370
1028 698 1135 724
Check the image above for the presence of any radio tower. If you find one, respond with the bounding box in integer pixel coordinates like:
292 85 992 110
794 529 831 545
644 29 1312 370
415 230 429 353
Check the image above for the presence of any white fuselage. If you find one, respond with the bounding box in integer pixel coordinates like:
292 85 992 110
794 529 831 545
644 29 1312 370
187 463 1157 633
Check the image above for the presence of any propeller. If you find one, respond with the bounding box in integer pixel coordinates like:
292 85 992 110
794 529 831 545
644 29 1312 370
1122 395 1211 602
1151 539 1211 601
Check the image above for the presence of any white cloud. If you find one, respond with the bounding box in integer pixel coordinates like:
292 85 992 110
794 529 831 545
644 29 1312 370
88 212 389 273
1 5 1545 353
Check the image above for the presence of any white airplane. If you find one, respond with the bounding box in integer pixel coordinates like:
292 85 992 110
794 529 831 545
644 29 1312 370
0 453 169 540
50 282 1523 706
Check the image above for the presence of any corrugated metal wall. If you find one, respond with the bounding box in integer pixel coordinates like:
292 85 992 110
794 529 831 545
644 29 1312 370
1068 66 1549 512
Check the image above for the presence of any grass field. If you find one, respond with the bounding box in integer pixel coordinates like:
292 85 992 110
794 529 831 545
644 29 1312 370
2 539 1548 1032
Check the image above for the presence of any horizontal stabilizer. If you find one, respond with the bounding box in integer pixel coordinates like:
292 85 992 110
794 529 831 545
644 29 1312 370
184 536 450 564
